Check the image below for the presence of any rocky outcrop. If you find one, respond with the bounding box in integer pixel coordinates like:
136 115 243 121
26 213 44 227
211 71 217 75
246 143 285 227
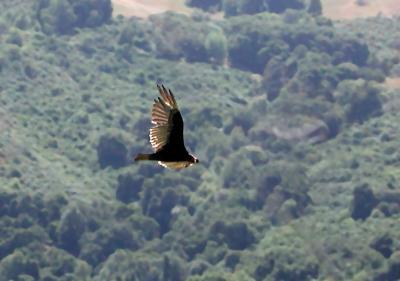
250 116 330 144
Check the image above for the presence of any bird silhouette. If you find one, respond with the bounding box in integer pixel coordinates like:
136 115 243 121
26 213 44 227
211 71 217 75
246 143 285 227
135 84 199 169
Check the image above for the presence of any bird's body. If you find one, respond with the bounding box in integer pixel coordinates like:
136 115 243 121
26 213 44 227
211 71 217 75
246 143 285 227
135 85 199 169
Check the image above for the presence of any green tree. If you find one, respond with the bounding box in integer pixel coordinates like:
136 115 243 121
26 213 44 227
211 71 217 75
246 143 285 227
205 31 228 64
53 0 76 34
222 0 240 16
36 0 76 34
308 0 322 16
93 250 164 281
334 79 382 123
266 0 304 13
69 0 112 28
262 56 290 100
36 0 112 34
239 0 268 14
152 13 209 62
58 207 86 255
186 0 222 12
6 30 23 46
0 251 39 280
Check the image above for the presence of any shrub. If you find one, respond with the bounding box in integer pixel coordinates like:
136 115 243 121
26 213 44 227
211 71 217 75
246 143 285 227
57 207 86 255
116 172 143 204
334 79 382 123
209 221 255 250
0 251 39 280
350 183 377 220
97 134 128 169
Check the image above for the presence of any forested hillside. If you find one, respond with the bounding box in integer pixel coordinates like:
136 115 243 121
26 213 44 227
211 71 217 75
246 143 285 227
0 0 400 280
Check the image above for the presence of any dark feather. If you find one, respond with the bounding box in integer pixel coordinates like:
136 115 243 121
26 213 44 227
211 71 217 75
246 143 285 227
135 84 198 169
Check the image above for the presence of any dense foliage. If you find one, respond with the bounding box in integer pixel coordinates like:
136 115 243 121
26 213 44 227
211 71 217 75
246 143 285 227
186 0 319 17
337 16 400 76
0 0 400 280
36 0 112 34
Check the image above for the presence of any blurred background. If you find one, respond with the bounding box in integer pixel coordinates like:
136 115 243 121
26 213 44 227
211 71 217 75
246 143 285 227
0 0 399 280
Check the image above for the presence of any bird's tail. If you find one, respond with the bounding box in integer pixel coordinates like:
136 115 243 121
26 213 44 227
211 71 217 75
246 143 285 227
134 153 150 161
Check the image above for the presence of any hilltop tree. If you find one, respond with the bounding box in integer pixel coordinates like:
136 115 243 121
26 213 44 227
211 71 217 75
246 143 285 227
222 0 239 16
186 0 222 12
239 0 268 15
308 0 322 16
334 79 382 123
151 13 210 62
36 0 112 34
222 0 305 16
266 0 305 14
355 0 368 6
57 207 86 255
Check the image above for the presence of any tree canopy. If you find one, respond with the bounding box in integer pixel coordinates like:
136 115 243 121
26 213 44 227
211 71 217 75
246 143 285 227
0 0 399 280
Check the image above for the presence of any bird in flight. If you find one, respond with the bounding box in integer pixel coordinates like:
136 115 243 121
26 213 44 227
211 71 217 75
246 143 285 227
135 84 199 169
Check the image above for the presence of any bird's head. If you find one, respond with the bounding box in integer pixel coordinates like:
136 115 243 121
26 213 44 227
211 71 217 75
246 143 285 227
190 154 199 164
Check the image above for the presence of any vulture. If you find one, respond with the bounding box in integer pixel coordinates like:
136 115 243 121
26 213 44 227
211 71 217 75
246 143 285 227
134 84 199 169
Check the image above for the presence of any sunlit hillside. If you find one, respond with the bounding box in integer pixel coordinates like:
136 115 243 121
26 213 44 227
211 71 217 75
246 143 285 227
112 0 191 18
1 0 400 280
322 0 400 19
111 0 400 20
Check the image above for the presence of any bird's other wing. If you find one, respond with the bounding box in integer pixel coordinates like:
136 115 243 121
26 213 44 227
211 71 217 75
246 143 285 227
158 161 191 169
149 125 169 151
150 85 184 152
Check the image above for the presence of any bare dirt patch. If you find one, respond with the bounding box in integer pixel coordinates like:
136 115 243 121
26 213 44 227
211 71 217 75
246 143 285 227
385 77 400 89
112 0 192 18
112 0 400 21
323 0 400 20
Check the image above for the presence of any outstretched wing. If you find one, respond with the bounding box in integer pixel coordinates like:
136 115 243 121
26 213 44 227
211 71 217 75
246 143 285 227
158 161 191 169
149 85 185 152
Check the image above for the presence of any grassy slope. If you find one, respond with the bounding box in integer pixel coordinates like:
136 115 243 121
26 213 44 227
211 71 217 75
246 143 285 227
385 77 400 89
